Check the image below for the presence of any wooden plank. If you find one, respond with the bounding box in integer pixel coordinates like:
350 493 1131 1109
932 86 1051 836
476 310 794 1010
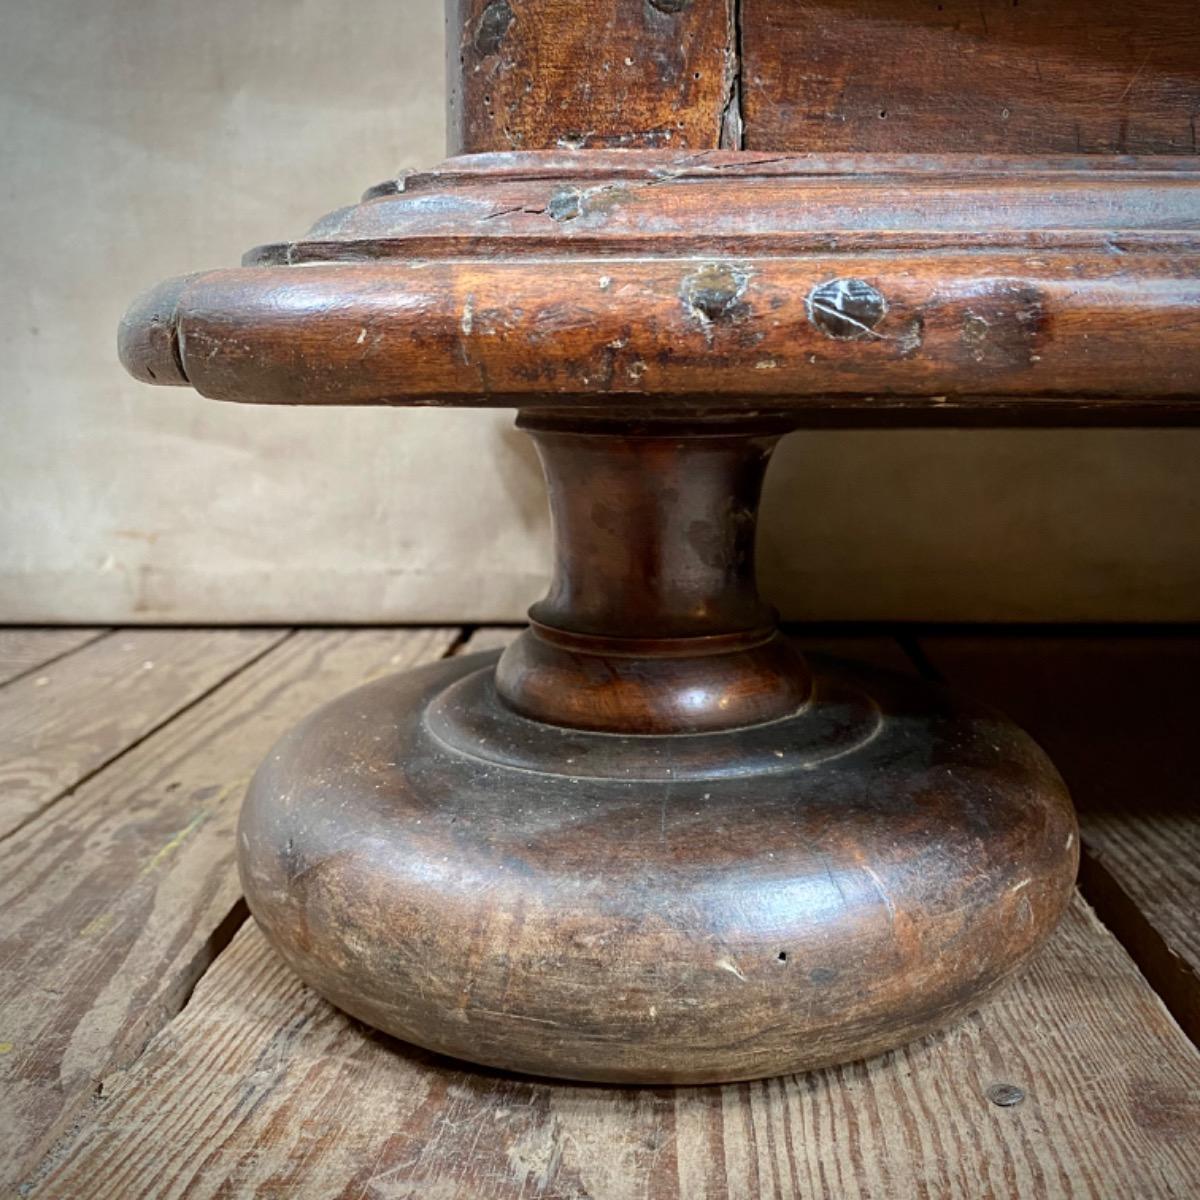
0 628 460 1194
917 634 1200 1046
29 895 1200 1199
0 628 286 840
0 628 107 688
741 0 1200 155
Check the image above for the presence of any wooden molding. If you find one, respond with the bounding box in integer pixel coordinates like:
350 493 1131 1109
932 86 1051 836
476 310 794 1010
121 151 1200 419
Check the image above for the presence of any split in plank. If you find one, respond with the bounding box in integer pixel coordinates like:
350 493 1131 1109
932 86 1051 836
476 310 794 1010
0 628 107 688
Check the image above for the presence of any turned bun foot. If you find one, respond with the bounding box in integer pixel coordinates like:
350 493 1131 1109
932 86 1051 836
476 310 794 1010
239 648 1077 1085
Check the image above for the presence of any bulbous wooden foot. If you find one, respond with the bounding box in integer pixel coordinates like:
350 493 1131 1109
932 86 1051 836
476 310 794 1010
239 648 1076 1085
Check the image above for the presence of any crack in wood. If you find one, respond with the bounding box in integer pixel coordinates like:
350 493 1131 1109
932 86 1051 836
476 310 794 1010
720 0 745 149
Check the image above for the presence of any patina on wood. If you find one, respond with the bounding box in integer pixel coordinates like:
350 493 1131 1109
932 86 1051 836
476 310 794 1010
448 0 739 153
120 152 1200 416
741 0 1200 156
494 415 811 733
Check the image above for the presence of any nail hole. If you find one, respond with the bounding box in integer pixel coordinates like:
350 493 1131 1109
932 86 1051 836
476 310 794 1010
986 1083 1026 1107
776 951 788 963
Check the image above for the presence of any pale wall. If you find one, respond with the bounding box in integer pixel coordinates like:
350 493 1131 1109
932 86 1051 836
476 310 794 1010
2 0 1197 623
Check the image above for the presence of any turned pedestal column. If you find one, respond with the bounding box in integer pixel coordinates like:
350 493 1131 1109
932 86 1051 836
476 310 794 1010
118 0 1200 1082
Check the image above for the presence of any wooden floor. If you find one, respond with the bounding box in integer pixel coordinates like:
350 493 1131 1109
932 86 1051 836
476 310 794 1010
2 626 1198 1199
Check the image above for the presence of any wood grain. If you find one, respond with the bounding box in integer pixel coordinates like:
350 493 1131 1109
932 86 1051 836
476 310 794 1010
0 628 458 1194
29 896 1200 1198
121 153 1200 416
917 634 1200 1045
741 0 1200 156
0 628 284 840
447 0 736 154
0 628 106 688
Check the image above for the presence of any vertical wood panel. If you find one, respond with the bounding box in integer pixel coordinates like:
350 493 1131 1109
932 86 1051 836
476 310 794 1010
741 1 1200 153
447 0 737 152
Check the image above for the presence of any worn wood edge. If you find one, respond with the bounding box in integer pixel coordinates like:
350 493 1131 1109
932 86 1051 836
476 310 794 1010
26 892 1200 1199
0 627 463 1193
0 629 110 689
395 150 1200 185
136 258 1200 408
1077 850 1200 1047
119 149 1200 412
0 629 290 843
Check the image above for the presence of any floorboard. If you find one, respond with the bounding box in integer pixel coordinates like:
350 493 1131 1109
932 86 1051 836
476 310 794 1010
0 628 108 688
6 627 1200 1198
0 628 459 1193
917 634 1200 1046
30 898 1200 1199
0 629 285 839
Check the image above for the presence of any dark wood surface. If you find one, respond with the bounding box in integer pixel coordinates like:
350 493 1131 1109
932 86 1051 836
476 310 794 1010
447 0 1200 158
495 418 811 732
228 412 1073 1086
121 152 1200 416
741 1 1200 155
3 625 1198 1196
447 0 737 153
119 0 1200 421
239 644 1075 1083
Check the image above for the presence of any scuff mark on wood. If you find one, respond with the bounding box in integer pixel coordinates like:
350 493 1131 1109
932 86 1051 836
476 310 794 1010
961 282 1048 368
